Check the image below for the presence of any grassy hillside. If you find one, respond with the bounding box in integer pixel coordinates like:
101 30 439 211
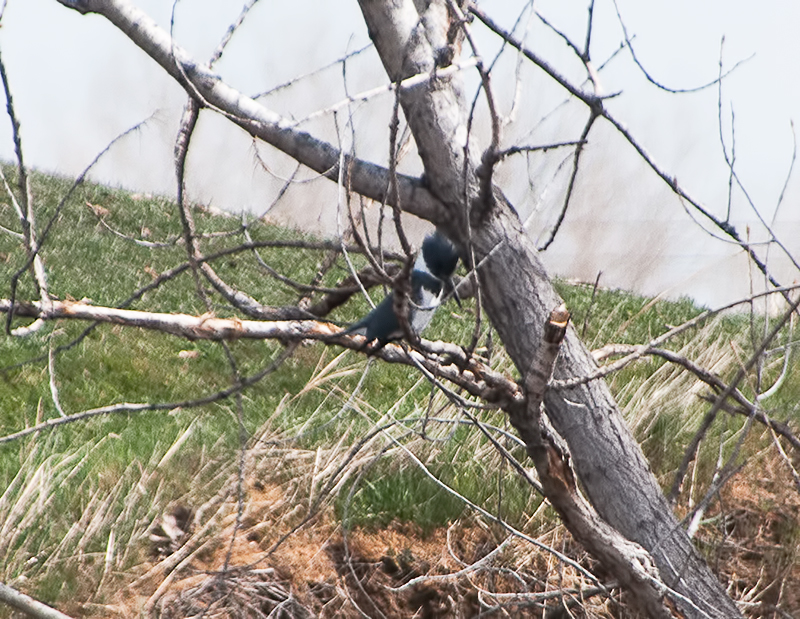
0 168 798 617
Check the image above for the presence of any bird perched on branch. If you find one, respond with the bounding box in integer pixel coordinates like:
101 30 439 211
343 232 460 353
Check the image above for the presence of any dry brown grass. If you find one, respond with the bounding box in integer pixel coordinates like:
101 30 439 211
127 444 798 619
696 450 800 618
123 476 619 619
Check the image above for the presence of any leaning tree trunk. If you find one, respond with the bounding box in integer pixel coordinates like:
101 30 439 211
358 1 740 617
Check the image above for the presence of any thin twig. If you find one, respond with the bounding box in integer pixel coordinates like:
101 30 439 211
447 0 502 211
208 0 262 67
5 117 151 335
496 139 585 160
0 346 294 445
0 48 51 335
668 292 800 502
612 0 752 94
251 43 373 100
286 58 479 129
473 7 794 308
47 336 66 418
592 342 800 454
553 283 800 390
538 111 598 250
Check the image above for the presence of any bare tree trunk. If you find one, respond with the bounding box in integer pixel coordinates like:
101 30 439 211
357 2 740 617
473 206 738 617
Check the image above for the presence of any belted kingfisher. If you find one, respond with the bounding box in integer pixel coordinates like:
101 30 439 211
343 232 460 353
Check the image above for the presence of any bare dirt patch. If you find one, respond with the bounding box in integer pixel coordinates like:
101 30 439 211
124 480 615 618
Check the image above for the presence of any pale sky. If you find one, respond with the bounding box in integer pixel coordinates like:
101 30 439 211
1 0 798 309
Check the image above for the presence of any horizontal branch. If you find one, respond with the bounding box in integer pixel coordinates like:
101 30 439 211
0 298 524 414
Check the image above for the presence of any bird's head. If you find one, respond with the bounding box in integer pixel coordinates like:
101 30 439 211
420 232 459 281
419 232 461 308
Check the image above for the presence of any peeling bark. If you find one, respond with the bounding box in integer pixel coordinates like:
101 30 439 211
515 306 675 618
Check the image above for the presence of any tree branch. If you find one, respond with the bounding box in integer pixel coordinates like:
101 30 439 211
55 0 448 225
472 6 793 307
46 2 750 615
357 4 743 616
592 343 800 454
0 49 51 335
0 298 524 416
0 582 74 619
